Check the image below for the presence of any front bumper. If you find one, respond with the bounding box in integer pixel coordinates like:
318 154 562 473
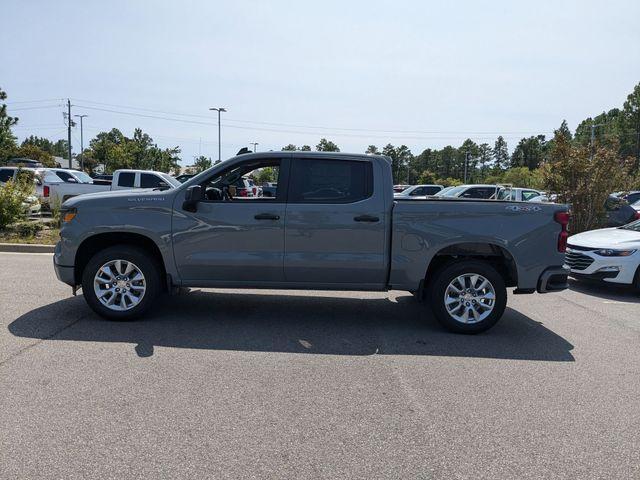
53 242 76 286
537 265 569 293
566 249 638 285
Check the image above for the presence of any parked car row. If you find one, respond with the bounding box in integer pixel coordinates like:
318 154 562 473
0 166 181 207
393 183 546 202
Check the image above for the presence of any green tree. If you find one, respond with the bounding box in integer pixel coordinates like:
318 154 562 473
542 133 635 233
281 144 298 151
365 145 380 154
85 128 180 173
192 155 212 173
255 166 278 184
492 136 509 171
315 138 340 152
383 144 413 183
0 87 18 165
15 144 56 167
477 143 493 180
510 135 547 170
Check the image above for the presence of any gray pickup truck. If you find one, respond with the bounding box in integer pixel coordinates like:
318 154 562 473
54 152 569 333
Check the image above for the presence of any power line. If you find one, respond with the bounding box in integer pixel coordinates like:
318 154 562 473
9 104 64 111
5 98 64 105
73 104 557 141
71 98 553 135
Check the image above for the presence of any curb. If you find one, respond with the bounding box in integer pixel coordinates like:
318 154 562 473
0 242 55 253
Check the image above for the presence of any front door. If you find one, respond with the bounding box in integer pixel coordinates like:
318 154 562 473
283 156 388 286
172 156 288 284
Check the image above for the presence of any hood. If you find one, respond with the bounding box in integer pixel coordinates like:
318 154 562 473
568 227 640 249
63 188 174 208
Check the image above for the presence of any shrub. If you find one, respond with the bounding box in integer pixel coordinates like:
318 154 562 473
15 221 43 237
0 181 27 229
542 135 635 233
0 170 35 229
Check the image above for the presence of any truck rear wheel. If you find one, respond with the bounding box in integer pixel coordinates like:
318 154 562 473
81 245 161 321
428 260 507 334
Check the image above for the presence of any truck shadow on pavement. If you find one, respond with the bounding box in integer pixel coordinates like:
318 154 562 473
569 279 640 303
9 290 574 362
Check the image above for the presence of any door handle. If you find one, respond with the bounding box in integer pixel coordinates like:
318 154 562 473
254 213 280 220
353 214 379 222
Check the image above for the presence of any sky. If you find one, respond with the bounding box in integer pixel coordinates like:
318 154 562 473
2 0 639 166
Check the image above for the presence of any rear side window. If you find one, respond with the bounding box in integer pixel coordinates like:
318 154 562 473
140 173 164 188
522 190 539 201
289 159 372 203
55 171 75 182
416 186 441 196
463 187 497 199
118 172 135 187
0 169 14 183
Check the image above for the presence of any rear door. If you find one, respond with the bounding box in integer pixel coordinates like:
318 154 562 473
283 156 387 286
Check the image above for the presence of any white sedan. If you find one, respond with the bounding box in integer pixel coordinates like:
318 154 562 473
566 221 640 287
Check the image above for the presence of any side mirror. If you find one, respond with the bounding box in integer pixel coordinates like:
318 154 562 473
183 185 203 212
67 177 78 183
157 181 169 190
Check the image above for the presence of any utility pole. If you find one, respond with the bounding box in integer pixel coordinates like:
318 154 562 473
67 99 72 169
209 107 227 161
464 151 470 183
74 114 88 171
250 142 258 152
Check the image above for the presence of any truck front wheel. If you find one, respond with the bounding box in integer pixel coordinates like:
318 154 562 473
81 245 162 321
428 260 507 334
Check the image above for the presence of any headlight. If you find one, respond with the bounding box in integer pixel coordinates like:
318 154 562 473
60 207 77 223
593 249 636 257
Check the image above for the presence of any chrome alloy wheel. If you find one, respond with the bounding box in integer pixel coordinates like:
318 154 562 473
93 259 146 311
443 273 496 324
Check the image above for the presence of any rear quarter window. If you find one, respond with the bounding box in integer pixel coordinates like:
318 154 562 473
118 172 135 187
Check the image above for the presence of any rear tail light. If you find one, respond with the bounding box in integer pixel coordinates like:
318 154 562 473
43 185 49 197
253 187 257 196
635 211 640 220
554 211 570 253
238 188 248 197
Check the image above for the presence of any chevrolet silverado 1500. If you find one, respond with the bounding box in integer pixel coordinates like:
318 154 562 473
54 152 569 333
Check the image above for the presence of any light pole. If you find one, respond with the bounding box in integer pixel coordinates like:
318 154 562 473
74 114 88 171
209 107 227 161
250 142 258 152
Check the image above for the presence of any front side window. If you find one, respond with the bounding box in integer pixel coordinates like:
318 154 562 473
140 173 165 189
118 172 135 187
200 159 280 201
0 169 14 183
289 159 372 203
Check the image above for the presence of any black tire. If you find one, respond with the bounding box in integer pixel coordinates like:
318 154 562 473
81 245 162 321
428 260 507 334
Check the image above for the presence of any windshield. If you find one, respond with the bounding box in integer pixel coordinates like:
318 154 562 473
160 173 181 188
620 220 640 232
435 185 466 197
73 171 94 183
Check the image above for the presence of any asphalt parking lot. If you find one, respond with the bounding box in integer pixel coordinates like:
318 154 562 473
1 252 640 479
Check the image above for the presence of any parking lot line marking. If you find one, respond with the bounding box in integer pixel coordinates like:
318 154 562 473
0 252 53 256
